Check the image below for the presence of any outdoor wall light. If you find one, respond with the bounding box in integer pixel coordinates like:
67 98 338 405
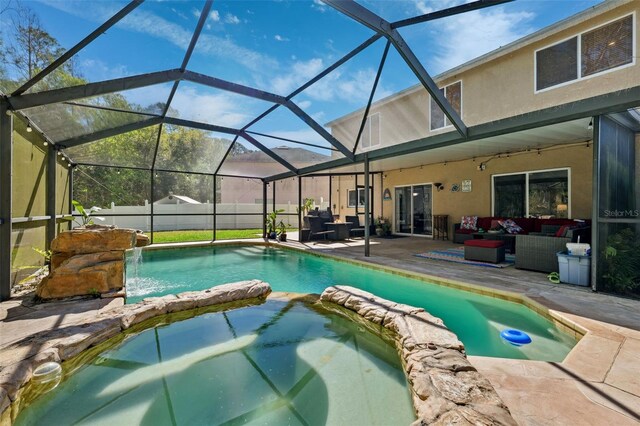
587 119 593 130
434 183 444 191
477 163 487 171
26 121 33 132
43 141 48 146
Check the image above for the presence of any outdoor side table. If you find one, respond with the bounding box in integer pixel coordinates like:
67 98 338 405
326 222 351 240
433 215 449 240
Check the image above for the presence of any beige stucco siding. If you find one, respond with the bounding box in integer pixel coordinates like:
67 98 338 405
330 1 640 149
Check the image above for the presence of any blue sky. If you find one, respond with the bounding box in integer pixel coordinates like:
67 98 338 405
11 0 602 150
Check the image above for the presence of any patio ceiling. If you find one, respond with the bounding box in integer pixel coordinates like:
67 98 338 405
324 117 594 174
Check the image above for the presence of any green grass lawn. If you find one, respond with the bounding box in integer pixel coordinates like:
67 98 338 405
152 229 265 243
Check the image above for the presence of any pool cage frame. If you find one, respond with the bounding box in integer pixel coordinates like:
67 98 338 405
2 0 640 301
3 0 508 299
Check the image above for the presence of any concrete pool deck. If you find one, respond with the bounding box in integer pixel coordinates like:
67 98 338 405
2 236 640 424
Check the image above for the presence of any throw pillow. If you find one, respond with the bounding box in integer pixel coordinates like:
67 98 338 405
460 216 478 230
490 220 502 230
498 219 523 234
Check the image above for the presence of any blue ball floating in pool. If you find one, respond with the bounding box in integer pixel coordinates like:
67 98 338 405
500 329 532 346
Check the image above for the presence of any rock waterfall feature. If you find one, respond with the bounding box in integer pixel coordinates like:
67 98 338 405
36 227 150 299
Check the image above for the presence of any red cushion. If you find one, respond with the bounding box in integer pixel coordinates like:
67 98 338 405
477 217 497 230
513 218 536 233
456 228 475 235
464 239 504 248
555 225 569 237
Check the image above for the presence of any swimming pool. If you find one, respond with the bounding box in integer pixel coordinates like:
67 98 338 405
126 245 577 361
15 298 415 425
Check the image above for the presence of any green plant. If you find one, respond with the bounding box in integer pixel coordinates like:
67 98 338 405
277 220 288 236
375 216 391 235
266 209 284 236
88 288 101 298
69 200 105 227
297 198 315 216
32 247 52 265
601 228 640 295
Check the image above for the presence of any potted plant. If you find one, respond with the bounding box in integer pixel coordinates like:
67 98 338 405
375 217 391 237
266 209 284 239
277 220 288 242
298 198 315 216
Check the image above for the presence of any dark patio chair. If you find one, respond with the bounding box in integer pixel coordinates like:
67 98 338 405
308 216 334 240
345 215 366 238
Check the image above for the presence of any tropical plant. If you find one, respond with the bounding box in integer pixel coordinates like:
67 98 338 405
265 209 284 237
70 200 105 227
601 228 640 295
277 220 288 236
297 198 315 216
277 220 289 242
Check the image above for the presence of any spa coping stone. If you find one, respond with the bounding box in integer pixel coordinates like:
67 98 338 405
0 280 271 424
320 285 516 426
3 280 514 426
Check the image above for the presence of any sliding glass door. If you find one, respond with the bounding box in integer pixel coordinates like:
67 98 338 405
395 184 433 236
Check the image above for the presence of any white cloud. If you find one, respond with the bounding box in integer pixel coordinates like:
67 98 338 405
170 86 256 128
270 58 325 94
38 1 277 74
412 0 433 15
274 34 289 42
209 10 220 22
311 0 327 13
263 129 327 147
224 13 240 24
298 100 312 109
172 8 188 20
412 5 535 73
79 59 129 81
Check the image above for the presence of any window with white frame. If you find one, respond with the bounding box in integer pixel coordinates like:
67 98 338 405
347 188 372 208
359 113 381 149
430 81 462 131
536 14 634 91
493 169 570 218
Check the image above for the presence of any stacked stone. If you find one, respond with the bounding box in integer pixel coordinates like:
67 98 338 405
320 285 516 426
36 227 150 299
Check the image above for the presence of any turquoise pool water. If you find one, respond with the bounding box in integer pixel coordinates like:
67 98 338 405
16 299 415 425
126 245 577 361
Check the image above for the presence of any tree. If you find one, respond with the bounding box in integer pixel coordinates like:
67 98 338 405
2 2 81 90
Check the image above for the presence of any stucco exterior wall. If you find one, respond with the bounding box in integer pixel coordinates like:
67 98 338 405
335 144 593 236
330 174 384 221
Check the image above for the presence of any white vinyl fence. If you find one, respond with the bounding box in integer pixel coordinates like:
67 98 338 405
76 201 304 231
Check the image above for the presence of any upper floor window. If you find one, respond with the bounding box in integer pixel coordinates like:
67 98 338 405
359 113 380 149
430 81 462 131
536 14 634 92
582 15 634 77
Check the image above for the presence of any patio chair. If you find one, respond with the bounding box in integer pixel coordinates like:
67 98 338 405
307 215 334 240
345 215 366 238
